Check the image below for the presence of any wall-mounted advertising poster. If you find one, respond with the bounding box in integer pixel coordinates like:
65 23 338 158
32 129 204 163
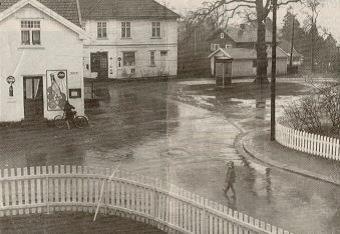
46 70 67 111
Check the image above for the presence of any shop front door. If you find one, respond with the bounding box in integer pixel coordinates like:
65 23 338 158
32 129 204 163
24 76 44 120
90 52 108 78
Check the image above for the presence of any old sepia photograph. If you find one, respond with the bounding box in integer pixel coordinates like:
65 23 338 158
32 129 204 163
0 0 339 233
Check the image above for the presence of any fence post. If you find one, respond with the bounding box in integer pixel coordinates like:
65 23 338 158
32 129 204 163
153 186 159 220
201 198 208 234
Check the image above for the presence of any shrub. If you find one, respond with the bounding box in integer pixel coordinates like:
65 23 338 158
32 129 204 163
282 81 340 138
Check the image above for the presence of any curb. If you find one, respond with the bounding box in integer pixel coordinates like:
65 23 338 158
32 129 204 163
236 130 340 187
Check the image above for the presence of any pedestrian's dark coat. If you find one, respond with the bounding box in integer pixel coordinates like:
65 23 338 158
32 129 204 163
225 166 236 184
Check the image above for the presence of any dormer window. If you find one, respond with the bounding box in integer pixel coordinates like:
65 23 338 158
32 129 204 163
21 20 41 45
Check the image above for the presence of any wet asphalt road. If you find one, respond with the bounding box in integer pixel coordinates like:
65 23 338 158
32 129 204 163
1 78 340 233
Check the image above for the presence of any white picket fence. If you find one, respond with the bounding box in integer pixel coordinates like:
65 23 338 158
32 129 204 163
0 165 293 234
276 122 340 160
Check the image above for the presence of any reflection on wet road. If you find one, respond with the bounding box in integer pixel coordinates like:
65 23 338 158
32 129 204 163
0 79 339 233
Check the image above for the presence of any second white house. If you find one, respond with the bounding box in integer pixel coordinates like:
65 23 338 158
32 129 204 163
79 0 180 79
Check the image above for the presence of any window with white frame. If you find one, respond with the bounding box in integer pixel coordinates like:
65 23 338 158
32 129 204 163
152 22 161 38
21 20 41 46
123 52 135 66
150 51 156 66
210 43 220 51
121 22 131 38
97 22 107 38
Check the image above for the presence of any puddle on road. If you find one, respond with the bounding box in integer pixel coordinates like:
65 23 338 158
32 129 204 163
0 80 337 233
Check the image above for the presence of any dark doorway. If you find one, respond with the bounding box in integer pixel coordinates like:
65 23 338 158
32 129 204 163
24 76 44 120
90 52 108 78
214 59 232 87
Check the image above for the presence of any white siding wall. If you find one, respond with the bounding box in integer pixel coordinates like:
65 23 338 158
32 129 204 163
231 60 256 77
83 19 178 79
232 59 287 77
267 58 288 75
0 5 84 122
211 54 288 78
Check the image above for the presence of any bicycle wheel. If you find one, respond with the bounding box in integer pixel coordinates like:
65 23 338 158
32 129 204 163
74 116 88 129
54 115 66 129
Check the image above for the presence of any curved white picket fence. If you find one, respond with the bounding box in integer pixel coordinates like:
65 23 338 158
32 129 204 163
276 122 340 160
0 165 293 234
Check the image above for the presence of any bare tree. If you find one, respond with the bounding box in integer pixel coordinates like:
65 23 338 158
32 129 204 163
188 0 301 85
302 0 323 73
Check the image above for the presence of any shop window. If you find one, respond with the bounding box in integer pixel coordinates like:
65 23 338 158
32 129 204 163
97 22 107 39
123 52 135 66
152 22 161 38
21 20 41 45
121 22 131 38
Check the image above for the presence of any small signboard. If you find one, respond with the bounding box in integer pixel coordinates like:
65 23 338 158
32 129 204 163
69 89 81 98
6 76 15 84
57 71 66 79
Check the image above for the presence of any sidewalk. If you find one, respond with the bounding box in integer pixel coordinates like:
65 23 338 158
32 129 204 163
241 130 340 186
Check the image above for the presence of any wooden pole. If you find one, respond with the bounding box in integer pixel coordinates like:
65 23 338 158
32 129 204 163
289 15 295 71
271 0 277 141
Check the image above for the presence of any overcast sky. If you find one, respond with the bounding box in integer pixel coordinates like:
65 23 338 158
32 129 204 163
157 0 340 42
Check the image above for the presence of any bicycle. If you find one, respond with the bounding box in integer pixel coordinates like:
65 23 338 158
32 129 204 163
54 112 89 129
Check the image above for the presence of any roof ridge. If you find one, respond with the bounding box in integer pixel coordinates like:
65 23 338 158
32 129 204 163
78 0 179 20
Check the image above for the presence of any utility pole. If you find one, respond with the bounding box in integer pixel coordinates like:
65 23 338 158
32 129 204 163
311 12 315 73
289 15 295 72
271 0 277 141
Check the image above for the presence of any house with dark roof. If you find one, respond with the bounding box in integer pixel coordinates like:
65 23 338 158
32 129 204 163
0 0 87 122
208 24 288 79
79 0 180 79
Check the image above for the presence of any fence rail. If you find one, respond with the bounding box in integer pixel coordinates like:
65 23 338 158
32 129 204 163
276 122 340 160
0 165 292 234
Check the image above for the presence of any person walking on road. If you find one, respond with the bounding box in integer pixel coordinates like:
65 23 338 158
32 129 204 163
224 161 236 197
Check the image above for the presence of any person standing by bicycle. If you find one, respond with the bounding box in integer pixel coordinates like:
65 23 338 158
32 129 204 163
63 100 76 130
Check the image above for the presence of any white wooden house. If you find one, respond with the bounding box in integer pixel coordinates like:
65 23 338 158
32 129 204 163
0 0 86 122
79 0 180 79
209 47 288 79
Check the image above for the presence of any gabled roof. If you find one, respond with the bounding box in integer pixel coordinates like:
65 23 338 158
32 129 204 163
209 47 288 60
208 47 232 59
78 0 180 20
0 0 81 26
0 0 87 38
225 25 272 43
279 40 303 58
